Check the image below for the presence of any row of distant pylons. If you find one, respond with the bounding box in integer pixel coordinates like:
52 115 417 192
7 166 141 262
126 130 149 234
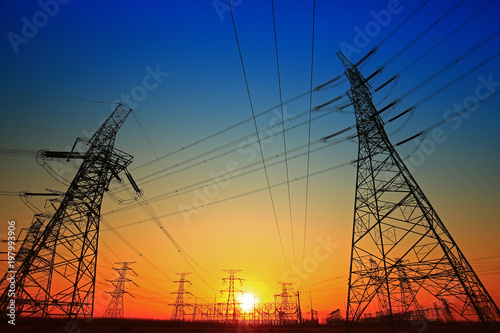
169 270 304 324
0 52 499 333
108 266 464 325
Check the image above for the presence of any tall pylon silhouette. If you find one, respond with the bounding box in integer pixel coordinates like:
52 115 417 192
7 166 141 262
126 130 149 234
394 257 425 318
103 262 136 319
170 272 193 321
275 282 296 324
0 214 49 312
221 270 244 322
336 51 500 330
0 104 136 320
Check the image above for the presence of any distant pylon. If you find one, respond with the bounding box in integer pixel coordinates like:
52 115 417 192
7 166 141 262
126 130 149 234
335 51 500 330
275 282 296 324
170 272 193 321
103 262 136 319
221 269 244 322
441 298 454 323
394 257 425 320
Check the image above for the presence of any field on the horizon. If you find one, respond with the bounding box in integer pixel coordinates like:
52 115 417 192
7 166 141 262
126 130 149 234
1 318 499 333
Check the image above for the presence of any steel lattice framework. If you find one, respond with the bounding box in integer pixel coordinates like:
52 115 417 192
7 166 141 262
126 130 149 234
170 272 193 321
338 52 500 330
275 282 297 324
0 104 133 320
221 269 244 322
104 262 135 319
0 213 51 314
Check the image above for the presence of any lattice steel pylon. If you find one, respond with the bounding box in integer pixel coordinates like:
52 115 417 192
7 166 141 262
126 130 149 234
0 104 134 320
221 269 244 322
394 257 425 320
0 213 53 317
103 262 135 319
337 52 500 331
170 272 193 321
274 282 297 324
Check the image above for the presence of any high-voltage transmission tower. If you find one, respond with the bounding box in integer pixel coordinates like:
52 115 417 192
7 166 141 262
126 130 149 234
336 51 500 330
274 282 297 324
0 104 136 320
170 272 193 321
221 269 244 322
0 214 50 308
103 262 136 319
394 257 425 319
0 191 64 302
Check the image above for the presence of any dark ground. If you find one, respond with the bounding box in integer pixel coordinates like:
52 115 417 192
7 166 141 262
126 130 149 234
0 318 499 333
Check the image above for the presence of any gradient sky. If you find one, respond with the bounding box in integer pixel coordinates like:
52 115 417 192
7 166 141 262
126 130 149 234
1 0 499 321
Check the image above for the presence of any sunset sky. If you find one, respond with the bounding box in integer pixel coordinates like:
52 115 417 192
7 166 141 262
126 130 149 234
1 0 499 321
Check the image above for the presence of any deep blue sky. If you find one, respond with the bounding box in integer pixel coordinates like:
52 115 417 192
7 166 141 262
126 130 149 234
1 1 498 147
1 0 499 318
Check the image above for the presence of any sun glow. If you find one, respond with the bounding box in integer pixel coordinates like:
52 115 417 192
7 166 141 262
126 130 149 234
238 293 256 312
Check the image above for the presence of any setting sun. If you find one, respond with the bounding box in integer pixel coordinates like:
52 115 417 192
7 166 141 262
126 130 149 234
238 293 256 313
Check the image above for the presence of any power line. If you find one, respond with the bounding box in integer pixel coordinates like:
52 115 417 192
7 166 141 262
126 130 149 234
0 149 39 158
103 137 343 217
401 88 500 146
101 160 352 232
112 102 343 195
131 89 311 172
100 217 174 282
118 49 500 225
125 28 495 195
131 110 219 274
324 46 499 143
227 0 288 271
411 51 500 109
381 0 466 70
105 106 344 212
10 53 495 246
398 29 500 101
303 0 316 275
0 125 87 132
0 90 113 104
105 48 499 224
271 0 296 270
379 0 497 84
376 0 431 49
